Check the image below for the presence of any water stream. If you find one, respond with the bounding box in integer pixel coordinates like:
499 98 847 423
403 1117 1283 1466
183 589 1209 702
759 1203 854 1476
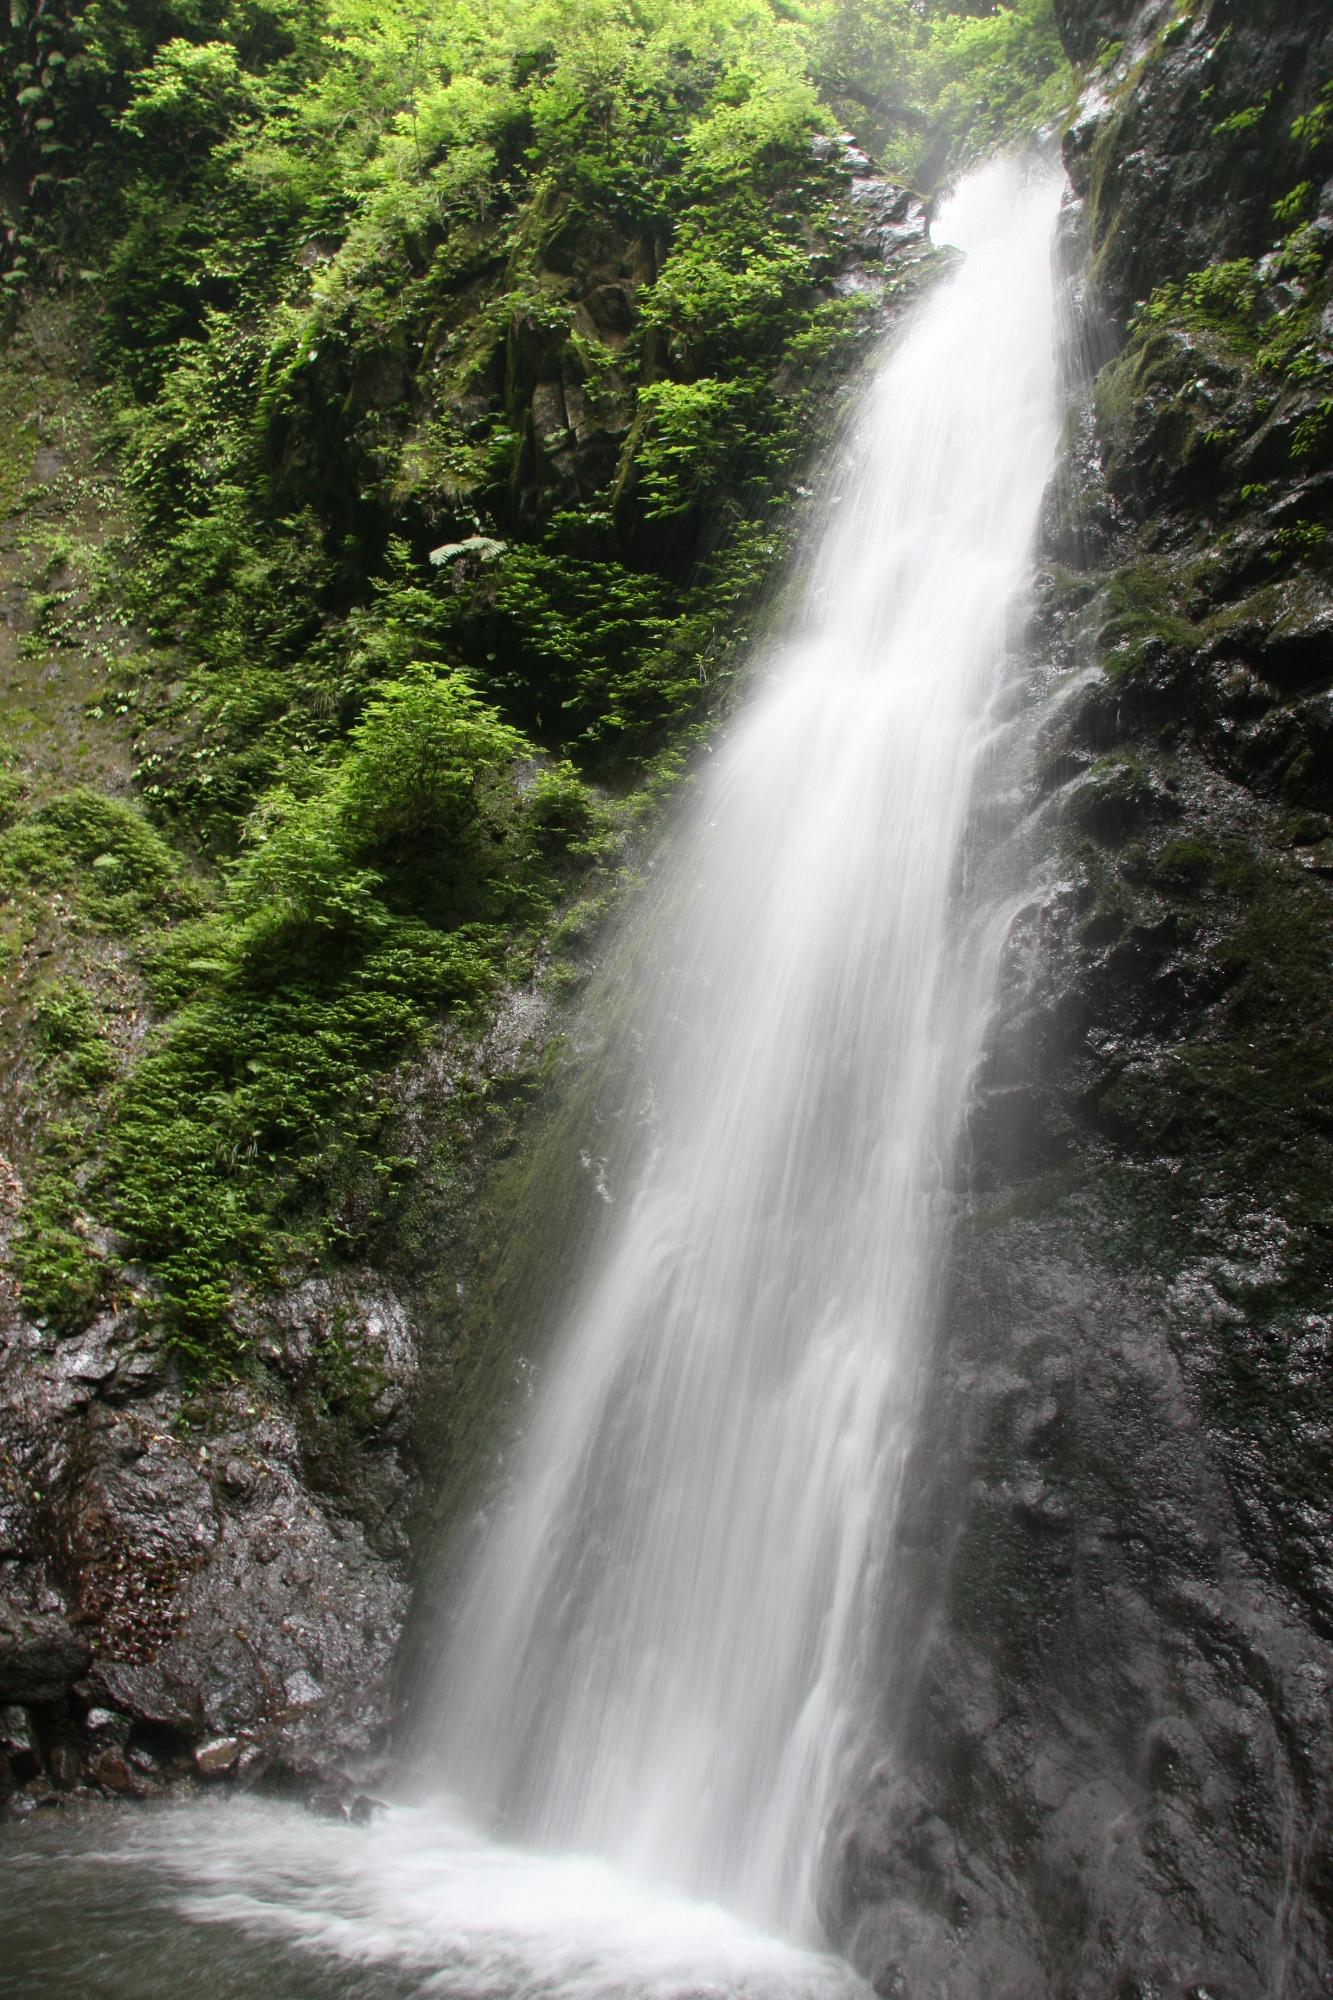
415 159 1065 1939
0 158 1064 1997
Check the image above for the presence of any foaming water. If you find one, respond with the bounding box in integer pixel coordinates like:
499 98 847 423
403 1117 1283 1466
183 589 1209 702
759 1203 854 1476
0 159 1065 2000
0 1799 868 2000
165 1803 864 1999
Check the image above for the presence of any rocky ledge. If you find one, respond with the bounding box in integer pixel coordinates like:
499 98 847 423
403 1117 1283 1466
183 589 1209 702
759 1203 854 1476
0 1272 414 1818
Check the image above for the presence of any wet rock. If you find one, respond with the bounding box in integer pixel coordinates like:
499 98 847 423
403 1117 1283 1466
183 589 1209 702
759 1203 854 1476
825 10 1333 1983
828 1239 1333 1996
80 1429 409 1781
218 1456 257 1501
87 1748 148 1798
194 1735 242 1778
0 1705 39 1774
47 1740 81 1789
2 1269 412 1800
1051 0 1136 67
1061 0 1333 326
0 1601 90 1704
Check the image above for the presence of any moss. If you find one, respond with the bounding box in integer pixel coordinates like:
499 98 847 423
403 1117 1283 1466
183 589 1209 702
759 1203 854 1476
10 1135 107 1333
1144 835 1214 889
31 979 118 1095
0 788 191 934
295 1306 394 1502
1094 559 1203 676
0 0 1064 1384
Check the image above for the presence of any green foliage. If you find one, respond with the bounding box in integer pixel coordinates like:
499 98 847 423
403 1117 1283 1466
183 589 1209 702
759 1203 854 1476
342 667 525 852
1292 396 1333 462
32 979 118 1094
101 985 422 1351
0 787 191 930
633 379 753 520
116 38 252 147
1210 95 1270 140
442 541 765 755
1290 77 1333 153
11 1152 106 1333
1267 520 1328 564
3 0 1072 1366
13 669 595 1358
1135 259 1260 340
1273 181 1315 229
915 0 1071 169
1128 194 1333 483
812 0 1071 176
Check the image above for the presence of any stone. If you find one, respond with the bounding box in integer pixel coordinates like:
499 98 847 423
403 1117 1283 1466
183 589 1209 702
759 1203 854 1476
193 1735 242 1778
82 1706 131 1743
283 1669 323 1711
47 1741 80 1789
88 1749 147 1798
0 1706 38 1770
821 13 1333 1990
0 1601 90 1705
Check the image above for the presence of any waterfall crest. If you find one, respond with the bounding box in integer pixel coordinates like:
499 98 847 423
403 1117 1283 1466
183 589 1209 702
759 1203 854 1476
421 157 1066 1938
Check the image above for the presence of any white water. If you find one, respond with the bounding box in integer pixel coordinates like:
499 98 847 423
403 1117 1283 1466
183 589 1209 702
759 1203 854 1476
417 160 1066 1939
0 161 1064 2000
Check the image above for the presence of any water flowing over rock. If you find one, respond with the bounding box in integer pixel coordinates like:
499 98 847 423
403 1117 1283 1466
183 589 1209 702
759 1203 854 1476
822 4 1333 1992
403 158 1065 1945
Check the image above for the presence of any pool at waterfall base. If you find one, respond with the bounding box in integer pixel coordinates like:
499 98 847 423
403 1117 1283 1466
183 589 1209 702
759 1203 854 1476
0 1797 874 2000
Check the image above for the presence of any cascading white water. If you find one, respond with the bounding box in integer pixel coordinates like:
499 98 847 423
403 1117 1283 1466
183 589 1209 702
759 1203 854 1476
0 160 1065 2000
420 158 1066 1940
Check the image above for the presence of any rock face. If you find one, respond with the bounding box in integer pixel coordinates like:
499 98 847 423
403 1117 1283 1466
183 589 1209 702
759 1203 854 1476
825 5 1333 1995
0 1276 414 1812
1063 0 1333 328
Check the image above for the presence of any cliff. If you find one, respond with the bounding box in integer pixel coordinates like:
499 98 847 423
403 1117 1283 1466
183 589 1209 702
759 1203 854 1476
828 4 1333 1994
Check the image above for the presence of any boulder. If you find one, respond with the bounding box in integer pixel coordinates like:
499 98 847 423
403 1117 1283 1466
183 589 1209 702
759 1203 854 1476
0 1601 89 1705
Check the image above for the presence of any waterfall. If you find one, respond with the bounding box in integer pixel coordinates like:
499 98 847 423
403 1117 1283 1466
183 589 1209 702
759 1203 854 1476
420 157 1066 1937
17 159 1066 2000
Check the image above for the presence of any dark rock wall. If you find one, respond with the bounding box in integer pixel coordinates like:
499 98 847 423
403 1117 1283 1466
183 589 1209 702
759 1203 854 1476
827 4 1333 1996
1065 0 1333 328
0 1273 416 1810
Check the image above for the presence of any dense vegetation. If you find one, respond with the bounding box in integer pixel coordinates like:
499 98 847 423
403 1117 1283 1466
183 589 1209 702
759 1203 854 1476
0 0 1071 1363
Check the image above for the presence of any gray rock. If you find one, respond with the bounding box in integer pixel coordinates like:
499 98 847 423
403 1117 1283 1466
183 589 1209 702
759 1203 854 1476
0 1706 37 1762
2 1261 411 1798
1061 0 1333 326
46 1741 80 1788
821 10 1333 1983
81 1706 129 1743
0 1601 90 1705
